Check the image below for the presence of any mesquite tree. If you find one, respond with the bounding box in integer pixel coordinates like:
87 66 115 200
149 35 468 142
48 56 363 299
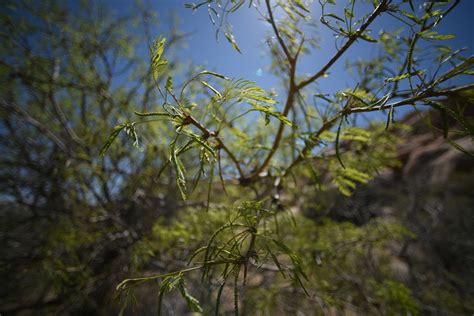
100 0 474 314
2 0 473 315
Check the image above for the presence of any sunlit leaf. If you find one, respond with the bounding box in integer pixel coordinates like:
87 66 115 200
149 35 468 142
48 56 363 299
198 70 230 80
166 76 173 92
294 0 310 13
359 33 378 43
99 123 127 157
224 30 242 54
229 0 245 12
150 36 168 81
385 70 424 83
200 80 222 98
324 13 345 23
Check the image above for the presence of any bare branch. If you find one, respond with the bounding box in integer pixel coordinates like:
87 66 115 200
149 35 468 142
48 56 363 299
265 0 294 63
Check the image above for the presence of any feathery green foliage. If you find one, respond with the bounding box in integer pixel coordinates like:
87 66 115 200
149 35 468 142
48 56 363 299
101 0 473 313
2 0 473 314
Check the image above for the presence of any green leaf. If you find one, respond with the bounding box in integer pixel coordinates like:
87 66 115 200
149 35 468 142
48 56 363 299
99 123 140 156
215 282 226 316
200 80 222 99
368 93 391 108
294 273 310 296
171 143 187 200
123 123 140 149
157 276 181 316
178 279 203 313
224 30 242 54
340 89 372 106
150 36 168 81
334 177 355 196
134 111 174 118
208 7 219 25
264 113 271 125
399 10 421 24
344 167 371 183
99 123 126 157
182 130 216 157
249 102 292 126
267 111 293 126
342 127 371 142
294 0 310 13
272 238 293 254
324 13 345 23
344 8 354 19
422 9 442 20
385 105 395 130
184 1 209 11
428 34 456 41
385 70 424 83
229 0 245 12
335 116 345 168
198 70 230 80
206 162 214 212
222 79 276 105
436 57 474 82
359 33 378 43
420 31 456 41
266 246 287 278
314 93 333 103
166 76 173 92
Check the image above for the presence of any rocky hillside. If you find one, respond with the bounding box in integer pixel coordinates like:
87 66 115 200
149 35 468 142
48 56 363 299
324 96 474 314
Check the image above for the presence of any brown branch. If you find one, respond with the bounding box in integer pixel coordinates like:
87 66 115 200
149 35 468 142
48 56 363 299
168 89 245 178
286 82 474 172
1 100 68 153
216 137 245 178
297 0 388 90
350 83 474 113
184 113 245 179
265 0 293 63
245 62 298 182
243 2 306 183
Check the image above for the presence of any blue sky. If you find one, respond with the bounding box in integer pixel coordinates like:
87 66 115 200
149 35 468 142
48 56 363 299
109 0 474 117
147 0 473 88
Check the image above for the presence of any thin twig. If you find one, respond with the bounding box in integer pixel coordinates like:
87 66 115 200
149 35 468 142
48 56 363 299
286 82 474 171
265 0 293 63
297 0 388 90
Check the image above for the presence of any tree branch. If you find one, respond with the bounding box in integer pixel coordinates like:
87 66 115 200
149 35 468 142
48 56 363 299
265 0 293 63
168 89 245 178
297 0 388 90
286 82 474 171
184 113 245 179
